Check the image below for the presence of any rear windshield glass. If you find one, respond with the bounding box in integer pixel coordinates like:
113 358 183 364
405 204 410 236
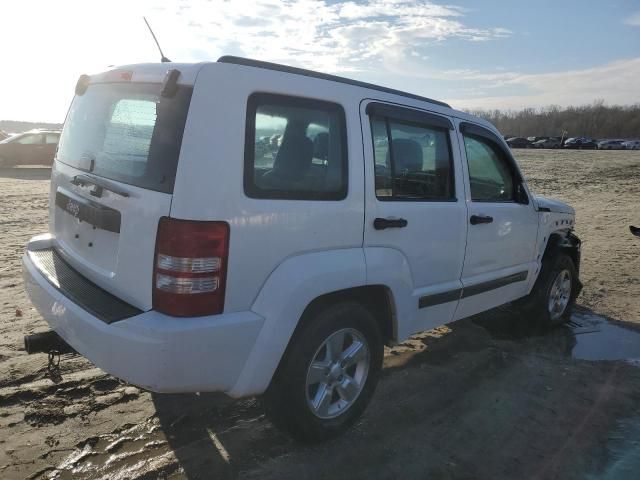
57 82 192 193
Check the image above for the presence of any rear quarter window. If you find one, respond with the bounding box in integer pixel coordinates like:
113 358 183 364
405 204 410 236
244 93 348 200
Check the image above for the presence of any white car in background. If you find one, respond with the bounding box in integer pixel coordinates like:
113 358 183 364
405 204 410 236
622 140 640 150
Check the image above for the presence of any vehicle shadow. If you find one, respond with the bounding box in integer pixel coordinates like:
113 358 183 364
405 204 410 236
468 303 640 361
0 166 52 180
151 392 238 479
151 390 292 479
470 303 578 354
147 304 633 479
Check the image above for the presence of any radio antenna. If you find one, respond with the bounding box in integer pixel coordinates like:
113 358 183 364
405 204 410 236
143 17 171 63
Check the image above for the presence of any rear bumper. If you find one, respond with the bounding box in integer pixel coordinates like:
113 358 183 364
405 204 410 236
22 235 264 395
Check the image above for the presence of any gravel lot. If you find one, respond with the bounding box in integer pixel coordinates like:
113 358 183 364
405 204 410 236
1 149 639 479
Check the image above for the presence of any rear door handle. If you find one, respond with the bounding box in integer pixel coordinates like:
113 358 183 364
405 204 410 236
470 215 493 225
374 217 408 230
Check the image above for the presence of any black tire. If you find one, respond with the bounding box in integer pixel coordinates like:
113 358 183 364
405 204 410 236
518 252 579 328
263 301 383 443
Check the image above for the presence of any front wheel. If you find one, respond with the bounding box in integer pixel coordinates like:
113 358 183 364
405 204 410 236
263 301 383 443
518 253 579 328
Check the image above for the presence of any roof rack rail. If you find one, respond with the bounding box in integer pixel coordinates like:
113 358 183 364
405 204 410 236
217 56 451 109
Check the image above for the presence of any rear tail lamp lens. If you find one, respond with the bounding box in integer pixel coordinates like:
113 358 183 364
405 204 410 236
156 254 221 274
153 217 229 317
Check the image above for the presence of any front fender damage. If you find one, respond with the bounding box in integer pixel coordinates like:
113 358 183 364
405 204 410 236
546 230 583 297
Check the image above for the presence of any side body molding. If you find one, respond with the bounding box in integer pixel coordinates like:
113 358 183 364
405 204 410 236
228 248 367 397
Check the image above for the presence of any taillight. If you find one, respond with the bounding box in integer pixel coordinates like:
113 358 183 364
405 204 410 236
153 217 230 317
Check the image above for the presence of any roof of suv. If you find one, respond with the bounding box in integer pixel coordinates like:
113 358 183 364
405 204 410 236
212 57 499 133
217 56 451 109
105 57 452 110
100 57 498 135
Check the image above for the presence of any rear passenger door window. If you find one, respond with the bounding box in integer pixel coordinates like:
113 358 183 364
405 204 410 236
370 115 455 201
463 134 516 202
245 93 347 200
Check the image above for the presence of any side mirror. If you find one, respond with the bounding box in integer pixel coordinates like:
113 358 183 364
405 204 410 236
516 183 529 204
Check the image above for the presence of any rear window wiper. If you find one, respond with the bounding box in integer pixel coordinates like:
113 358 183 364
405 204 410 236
71 174 130 198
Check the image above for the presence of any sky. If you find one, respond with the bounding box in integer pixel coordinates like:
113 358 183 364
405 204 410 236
1 0 639 122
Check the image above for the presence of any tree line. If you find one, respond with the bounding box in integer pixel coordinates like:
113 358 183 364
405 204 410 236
466 101 640 139
0 120 62 134
3 100 640 140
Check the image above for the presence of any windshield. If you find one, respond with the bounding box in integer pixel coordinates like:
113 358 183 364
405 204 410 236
57 82 192 193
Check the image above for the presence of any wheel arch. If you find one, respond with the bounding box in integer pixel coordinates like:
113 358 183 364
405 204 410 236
264 284 396 395
292 285 397 347
540 229 583 299
227 248 401 398
544 230 582 274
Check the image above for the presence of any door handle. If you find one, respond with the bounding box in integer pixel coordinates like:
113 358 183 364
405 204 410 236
374 217 408 230
470 215 493 225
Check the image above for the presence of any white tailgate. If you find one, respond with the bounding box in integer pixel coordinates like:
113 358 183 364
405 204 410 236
50 161 171 310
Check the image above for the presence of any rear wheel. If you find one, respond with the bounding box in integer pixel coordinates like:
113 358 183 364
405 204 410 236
263 301 383 443
518 253 578 328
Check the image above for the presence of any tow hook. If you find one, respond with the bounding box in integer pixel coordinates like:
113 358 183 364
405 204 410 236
24 331 76 382
24 331 74 355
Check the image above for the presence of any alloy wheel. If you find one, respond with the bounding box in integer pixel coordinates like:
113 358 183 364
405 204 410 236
305 328 370 419
548 269 572 321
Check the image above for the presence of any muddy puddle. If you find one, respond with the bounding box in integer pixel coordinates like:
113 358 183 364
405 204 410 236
569 310 640 364
473 306 640 364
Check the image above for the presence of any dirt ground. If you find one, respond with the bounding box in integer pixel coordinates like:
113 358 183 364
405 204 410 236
1 150 639 480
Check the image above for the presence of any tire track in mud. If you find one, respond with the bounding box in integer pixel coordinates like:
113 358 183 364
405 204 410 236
0 371 136 422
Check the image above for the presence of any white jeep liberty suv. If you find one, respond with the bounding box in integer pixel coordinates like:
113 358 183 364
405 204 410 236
23 57 581 442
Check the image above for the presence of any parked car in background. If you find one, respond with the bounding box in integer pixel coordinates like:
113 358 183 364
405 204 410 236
533 137 561 149
527 136 547 143
597 139 626 150
622 140 640 150
506 137 533 148
563 137 597 150
0 129 60 166
0 130 10 141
